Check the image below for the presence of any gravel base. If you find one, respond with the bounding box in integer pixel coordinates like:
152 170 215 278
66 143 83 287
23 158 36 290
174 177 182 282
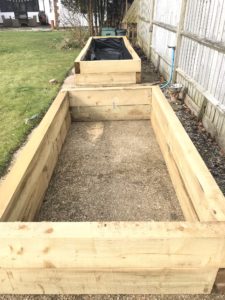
37 121 183 221
134 46 161 84
1 294 225 300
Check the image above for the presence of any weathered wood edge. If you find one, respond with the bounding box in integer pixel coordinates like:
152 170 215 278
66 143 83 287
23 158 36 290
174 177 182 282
0 222 225 294
75 36 141 75
152 86 225 222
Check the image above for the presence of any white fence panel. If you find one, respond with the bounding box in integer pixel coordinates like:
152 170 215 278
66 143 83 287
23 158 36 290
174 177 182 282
152 25 176 67
137 0 225 149
154 0 181 26
184 0 225 42
139 0 152 21
138 0 152 55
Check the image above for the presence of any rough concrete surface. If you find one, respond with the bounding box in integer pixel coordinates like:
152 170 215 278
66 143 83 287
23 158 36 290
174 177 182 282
1 293 225 300
37 121 183 221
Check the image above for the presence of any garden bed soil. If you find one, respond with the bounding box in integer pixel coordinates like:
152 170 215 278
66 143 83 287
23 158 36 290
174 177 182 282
37 120 184 221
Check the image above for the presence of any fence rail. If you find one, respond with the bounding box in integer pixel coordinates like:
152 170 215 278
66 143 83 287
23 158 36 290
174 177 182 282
137 0 225 150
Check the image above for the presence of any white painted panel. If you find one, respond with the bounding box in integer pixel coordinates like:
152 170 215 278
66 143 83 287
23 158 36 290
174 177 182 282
184 0 225 43
139 0 152 21
137 17 151 55
154 0 181 26
179 35 225 109
152 25 176 62
137 0 225 144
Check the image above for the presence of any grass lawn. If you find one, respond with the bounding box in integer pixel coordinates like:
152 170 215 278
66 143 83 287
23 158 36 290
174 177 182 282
0 31 80 176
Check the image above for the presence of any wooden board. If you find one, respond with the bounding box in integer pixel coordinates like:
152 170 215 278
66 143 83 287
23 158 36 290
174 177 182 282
74 36 141 79
0 221 224 294
68 86 152 106
75 37 93 68
78 59 141 74
74 36 141 86
0 92 70 221
75 72 137 86
151 87 225 222
151 111 199 222
0 268 217 294
70 105 150 121
68 85 151 121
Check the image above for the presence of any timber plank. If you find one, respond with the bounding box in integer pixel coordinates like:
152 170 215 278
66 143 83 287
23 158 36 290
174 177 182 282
0 268 217 294
79 59 141 74
74 37 92 65
0 222 225 269
0 92 70 221
68 86 152 107
75 72 137 86
151 111 199 221
0 222 224 294
152 87 225 222
70 105 150 121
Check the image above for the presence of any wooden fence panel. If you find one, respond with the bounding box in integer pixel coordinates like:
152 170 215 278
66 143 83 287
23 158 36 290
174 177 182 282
137 0 225 150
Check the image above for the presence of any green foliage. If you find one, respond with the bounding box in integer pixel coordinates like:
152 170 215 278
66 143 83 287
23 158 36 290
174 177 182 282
0 31 80 176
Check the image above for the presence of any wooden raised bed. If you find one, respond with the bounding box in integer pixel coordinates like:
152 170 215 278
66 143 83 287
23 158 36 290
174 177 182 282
74 36 141 86
0 85 225 294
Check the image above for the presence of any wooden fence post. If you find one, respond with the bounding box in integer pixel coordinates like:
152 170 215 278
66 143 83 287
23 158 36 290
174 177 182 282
172 0 188 83
148 0 155 59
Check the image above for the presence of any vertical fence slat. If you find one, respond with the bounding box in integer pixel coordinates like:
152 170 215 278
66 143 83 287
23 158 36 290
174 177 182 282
137 0 225 150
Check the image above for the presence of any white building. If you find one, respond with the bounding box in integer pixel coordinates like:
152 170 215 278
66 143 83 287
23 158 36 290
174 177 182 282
0 0 87 27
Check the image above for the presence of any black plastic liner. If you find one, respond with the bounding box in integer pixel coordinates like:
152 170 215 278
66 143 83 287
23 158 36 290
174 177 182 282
83 38 132 61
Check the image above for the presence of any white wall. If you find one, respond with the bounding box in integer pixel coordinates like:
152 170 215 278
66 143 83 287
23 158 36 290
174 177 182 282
0 12 14 23
0 0 87 27
0 0 55 24
38 0 54 23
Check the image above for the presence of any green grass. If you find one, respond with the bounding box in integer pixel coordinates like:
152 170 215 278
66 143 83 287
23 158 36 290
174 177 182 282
0 31 80 176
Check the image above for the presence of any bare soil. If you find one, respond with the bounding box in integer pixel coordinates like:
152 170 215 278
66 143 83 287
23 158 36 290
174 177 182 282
134 46 161 84
37 121 183 221
1 293 225 299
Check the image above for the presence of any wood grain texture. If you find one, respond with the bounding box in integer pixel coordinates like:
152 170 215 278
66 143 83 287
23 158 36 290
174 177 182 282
0 91 70 221
69 85 151 121
75 72 137 86
0 221 225 294
151 86 225 222
0 268 217 294
1 82 225 294
79 59 141 74
68 85 152 107
151 110 199 221
0 222 225 268
70 105 150 121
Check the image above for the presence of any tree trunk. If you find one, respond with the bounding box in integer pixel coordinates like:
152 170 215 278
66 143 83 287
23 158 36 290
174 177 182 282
93 0 98 35
88 0 94 36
